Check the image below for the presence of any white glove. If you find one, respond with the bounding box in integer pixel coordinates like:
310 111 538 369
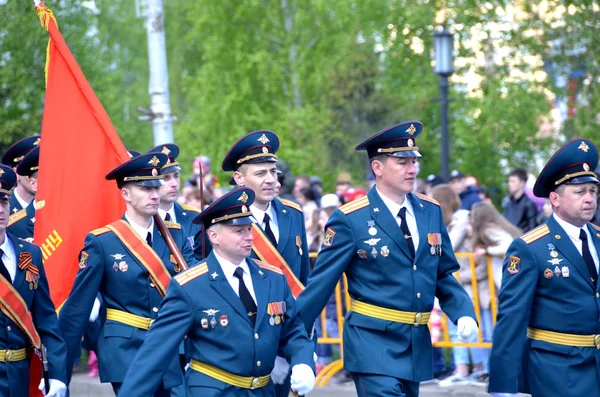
491 394 517 397
290 363 315 395
38 378 67 397
271 356 290 385
456 316 478 342
89 297 101 322
313 352 318 363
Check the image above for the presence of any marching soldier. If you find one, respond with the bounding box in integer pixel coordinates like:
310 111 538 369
58 152 196 396
148 144 201 241
296 121 478 397
489 139 600 397
6 144 42 241
0 164 67 397
194 130 311 395
117 187 316 397
1 135 40 214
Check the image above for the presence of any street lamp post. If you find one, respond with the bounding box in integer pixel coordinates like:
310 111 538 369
434 28 454 181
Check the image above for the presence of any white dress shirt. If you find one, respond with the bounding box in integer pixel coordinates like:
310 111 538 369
553 213 599 272
376 188 420 251
158 206 177 223
13 190 31 211
213 251 257 304
0 236 17 282
125 213 154 243
250 203 279 243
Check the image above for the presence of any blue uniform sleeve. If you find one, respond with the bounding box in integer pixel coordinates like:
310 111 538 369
488 238 538 393
30 247 67 382
296 210 355 332
279 276 316 371
58 233 105 384
118 279 193 397
435 209 477 324
298 214 311 286
177 228 198 268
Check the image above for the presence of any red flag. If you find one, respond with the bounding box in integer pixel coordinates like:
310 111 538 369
30 3 129 394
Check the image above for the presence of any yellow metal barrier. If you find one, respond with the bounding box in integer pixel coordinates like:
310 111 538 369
311 251 501 385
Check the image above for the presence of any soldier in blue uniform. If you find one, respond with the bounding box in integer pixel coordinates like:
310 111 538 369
0 164 67 397
221 130 311 395
1 135 40 215
296 121 478 397
489 139 600 397
7 144 42 242
58 152 196 396
148 144 201 242
117 187 315 397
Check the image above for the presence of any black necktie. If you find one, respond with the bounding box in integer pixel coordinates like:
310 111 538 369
398 208 415 258
263 213 277 247
0 249 12 283
164 213 171 222
146 232 152 248
234 267 257 326
580 229 597 285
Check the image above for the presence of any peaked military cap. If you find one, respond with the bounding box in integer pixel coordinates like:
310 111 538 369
106 152 168 188
147 143 180 174
193 187 255 228
0 165 17 200
533 139 599 198
355 121 423 158
16 146 40 177
222 130 279 172
1 135 41 167
128 149 141 158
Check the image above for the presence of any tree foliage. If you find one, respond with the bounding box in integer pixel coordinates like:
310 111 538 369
3 0 593 196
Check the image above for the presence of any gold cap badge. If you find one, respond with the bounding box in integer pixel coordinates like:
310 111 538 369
238 192 249 203
161 146 171 155
148 156 160 167
406 124 416 136
579 141 590 153
258 134 270 145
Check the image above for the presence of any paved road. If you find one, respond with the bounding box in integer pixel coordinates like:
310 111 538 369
70 373 530 396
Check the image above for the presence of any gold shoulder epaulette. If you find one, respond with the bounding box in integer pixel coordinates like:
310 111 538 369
90 227 110 236
590 223 600 233
35 200 46 210
165 221 182 230
180 203 201 213
414 193 440 207
340 196 369 215
254 260 283 275
279 198 302 213
175 262 208 286
520 224 549 244
8 209 27 226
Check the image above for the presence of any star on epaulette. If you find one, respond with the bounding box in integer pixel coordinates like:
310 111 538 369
211 272 219 279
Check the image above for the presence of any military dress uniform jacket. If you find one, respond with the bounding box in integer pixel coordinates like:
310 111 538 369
296 187 476 382
7 201 36 242
8 194 24 215
194 198 310 285
117 253 315 397
58 217 196 387
489 216 600 396
174 202 201 242
0 234 66 396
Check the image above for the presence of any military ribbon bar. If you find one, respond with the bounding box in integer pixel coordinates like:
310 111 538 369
107 220 173 297
251 224 305 299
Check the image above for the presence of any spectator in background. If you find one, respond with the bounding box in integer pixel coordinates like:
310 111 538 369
449 170 482 210
502 168 539 232
425 174 445 197
293 175 311 202
341 187 367 205
193 155 221 202
276 160 296 201
310 176 324 205
469 202 521 292
335 172 353 199
536 198 553 225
